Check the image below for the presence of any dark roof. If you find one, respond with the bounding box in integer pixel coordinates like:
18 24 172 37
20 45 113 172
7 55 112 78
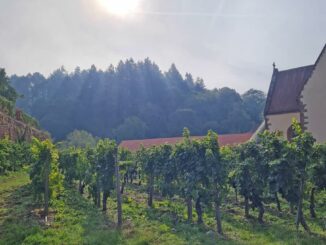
265 43 326 116
119 132 253 152
264 65 314 115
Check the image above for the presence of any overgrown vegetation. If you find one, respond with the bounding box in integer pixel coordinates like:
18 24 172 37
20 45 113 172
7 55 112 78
0 68 18 117
0 68 41 129
0 138 31 175
20 111 40 129
0 68 19 105
0 96 15 116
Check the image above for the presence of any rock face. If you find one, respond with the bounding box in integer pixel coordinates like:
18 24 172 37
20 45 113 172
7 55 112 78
0 110 47 141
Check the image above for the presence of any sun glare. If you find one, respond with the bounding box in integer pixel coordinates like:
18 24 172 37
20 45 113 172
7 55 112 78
97 0 141 17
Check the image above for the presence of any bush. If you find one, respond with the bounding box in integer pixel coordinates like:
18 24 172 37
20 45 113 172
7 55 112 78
0 96 14 116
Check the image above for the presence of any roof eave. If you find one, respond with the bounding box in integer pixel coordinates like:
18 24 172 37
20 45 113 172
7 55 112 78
264 67 278 116
265 110 301 116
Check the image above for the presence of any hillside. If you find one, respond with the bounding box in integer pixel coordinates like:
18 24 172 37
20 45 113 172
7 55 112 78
10 60 266 141
0 68 47 141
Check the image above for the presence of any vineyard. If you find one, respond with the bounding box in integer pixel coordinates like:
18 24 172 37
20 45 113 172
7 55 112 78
1 1 325 244
0 121 325 244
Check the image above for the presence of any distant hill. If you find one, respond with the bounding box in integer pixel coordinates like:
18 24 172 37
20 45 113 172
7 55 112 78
10 59 266 141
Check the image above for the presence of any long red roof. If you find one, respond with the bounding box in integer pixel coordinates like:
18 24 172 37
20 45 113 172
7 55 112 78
119 132 253 152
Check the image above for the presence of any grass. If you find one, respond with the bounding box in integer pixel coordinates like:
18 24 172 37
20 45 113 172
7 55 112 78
0 170 325 244
0 169 121 245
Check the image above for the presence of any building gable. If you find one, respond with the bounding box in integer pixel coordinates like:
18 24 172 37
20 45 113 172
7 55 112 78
300 44 326 142
264 65 314 116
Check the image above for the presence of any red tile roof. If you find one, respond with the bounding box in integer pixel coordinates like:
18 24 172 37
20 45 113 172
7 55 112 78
119 132 253 152
265 65 314 115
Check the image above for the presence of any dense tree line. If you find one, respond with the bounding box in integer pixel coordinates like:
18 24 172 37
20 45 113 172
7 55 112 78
10 61 266 140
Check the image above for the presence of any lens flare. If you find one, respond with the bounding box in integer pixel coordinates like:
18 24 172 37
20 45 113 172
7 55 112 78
97 0 141 17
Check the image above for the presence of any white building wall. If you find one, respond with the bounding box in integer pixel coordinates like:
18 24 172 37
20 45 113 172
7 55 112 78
266 112 300 137
301 50 326 143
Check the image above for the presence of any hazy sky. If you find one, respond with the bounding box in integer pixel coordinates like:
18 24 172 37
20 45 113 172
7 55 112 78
0 0 325 92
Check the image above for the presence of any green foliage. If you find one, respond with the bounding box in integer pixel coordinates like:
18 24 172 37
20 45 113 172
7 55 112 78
235 141 267 210
172 130 197 199
119 147 133 161
20 111 40 128
3 123 326 242
0 138 31 175
113 116 148 142
30 138 64 201
242 89 266 125
0 95 14 116
119 148 137 188
0 171 123 245
289 119 316 174
59 148 77 184
311 144 326 190
57 130 98 149
59 147 92 193
156 144 175 197
203 130 226 191
258 131 298 206
0 68 40 129
96 139 117 194
11 62 266 140
0 68 19 104
59 138 118 209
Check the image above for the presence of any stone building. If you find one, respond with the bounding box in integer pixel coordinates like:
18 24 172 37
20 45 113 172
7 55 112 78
263 44 326 142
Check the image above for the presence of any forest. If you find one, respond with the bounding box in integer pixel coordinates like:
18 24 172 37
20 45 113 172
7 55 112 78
10 60 266 141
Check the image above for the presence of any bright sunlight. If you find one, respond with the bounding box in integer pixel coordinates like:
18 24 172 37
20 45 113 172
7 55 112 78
97 0 141 17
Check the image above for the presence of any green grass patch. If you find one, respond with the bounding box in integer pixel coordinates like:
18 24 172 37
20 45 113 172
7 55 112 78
0 170 121 245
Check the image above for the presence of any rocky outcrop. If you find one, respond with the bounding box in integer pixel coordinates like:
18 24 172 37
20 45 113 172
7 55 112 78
0 110 48 141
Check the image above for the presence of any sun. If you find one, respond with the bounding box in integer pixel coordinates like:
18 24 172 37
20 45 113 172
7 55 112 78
97 0 141 17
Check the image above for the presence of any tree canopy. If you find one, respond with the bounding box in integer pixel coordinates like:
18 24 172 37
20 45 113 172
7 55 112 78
10 60 266 140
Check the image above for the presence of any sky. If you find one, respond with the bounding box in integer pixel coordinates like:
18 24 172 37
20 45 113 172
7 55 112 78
0 0 325 92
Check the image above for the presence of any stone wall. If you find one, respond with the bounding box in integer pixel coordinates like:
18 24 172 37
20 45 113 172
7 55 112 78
0 110 48 141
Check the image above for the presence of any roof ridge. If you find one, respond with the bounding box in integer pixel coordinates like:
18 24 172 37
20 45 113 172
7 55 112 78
120 132 253 143
313 43 326 66
299 43 326 106
264 67 278 116
119 133 253 151
278 64 314 73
